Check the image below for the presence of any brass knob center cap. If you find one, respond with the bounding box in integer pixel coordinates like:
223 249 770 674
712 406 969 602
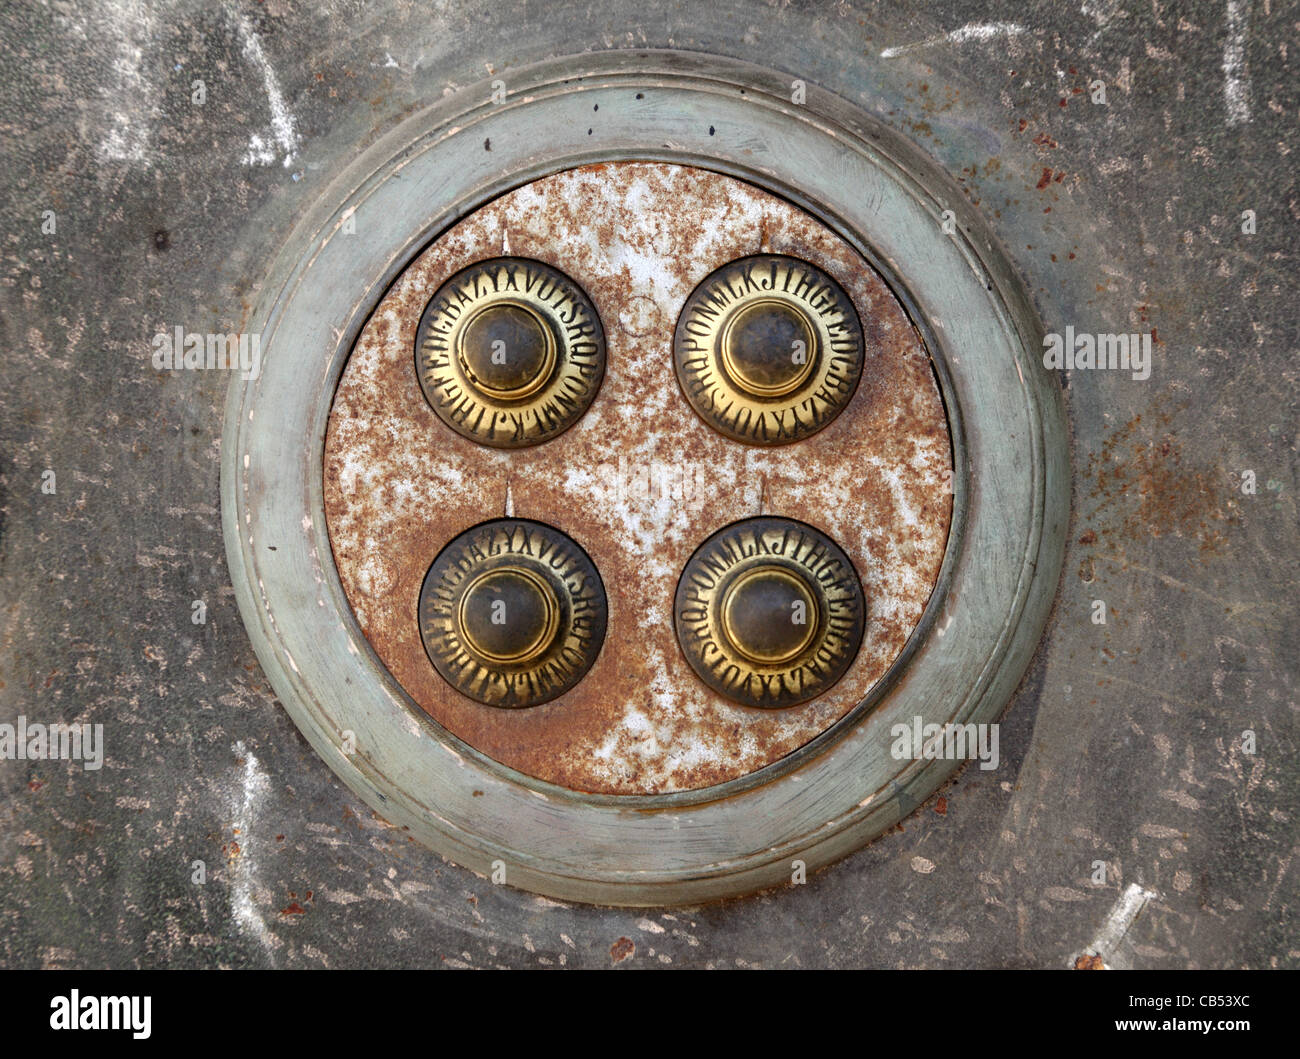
720 300 816 397
420 519 607 708
675 517 866 709
457 303 556 400
458 567 560 664
720 567 819 665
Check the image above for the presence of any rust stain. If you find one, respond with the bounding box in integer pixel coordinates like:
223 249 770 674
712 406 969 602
323 162 953 794
1073 953 1106 970
1078 397 1237 556
610 936 635 963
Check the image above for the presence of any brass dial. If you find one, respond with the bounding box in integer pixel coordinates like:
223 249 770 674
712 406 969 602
675 517 866 708
419 519 607 708
415 258 605 448
673 255 864 445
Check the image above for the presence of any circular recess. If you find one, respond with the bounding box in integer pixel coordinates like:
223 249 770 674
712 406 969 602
415 258 606 448
674 255 863 445
418 519 607 708
222 51 1069 905
675 517 866 709
322 160 949 795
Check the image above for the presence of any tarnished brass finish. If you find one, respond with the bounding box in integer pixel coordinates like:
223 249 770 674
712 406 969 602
673 255 864 445
416 258 605 448
419 519 607 708
458 303 556 401
458 568 560 664
674 517 865 708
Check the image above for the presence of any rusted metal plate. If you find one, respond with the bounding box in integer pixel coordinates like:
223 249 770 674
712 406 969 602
323 161 952 794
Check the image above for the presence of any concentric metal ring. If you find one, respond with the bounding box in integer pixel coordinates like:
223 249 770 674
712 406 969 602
224 51 1068 904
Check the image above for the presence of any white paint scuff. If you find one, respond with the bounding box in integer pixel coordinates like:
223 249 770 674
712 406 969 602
229 740 277 959
1072 882 1159 968
881 22 1026 59
94 0 159 164
1222 0 1253 126
233 10 301 167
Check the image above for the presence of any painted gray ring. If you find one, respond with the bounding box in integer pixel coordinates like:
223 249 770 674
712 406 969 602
221 50 1068 905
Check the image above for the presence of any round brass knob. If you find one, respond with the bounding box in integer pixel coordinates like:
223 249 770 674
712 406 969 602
673 255 864 445
720 299 816 397
416 258 605 448
457 567 560 664
419 520 607 708
457 302 556 401
720 567 818 665
674 517 865 709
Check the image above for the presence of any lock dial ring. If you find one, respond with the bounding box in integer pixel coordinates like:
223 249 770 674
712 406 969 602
674 517 866 709
674 255 863 445
415 258 605 448
418 519 607 709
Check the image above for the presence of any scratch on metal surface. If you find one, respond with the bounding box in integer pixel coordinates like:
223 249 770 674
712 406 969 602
92 0 159 164
1071 882 1159 969
1222 0 1253 126
232 9 302 167
229 741 278 959
881 22 1027 59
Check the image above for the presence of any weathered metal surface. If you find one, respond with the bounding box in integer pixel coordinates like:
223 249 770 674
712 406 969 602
225 56 1062 906
323 161 953 794
674 517 867 708
418 519 607 708
674 255 864 444
8 0 1291 962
